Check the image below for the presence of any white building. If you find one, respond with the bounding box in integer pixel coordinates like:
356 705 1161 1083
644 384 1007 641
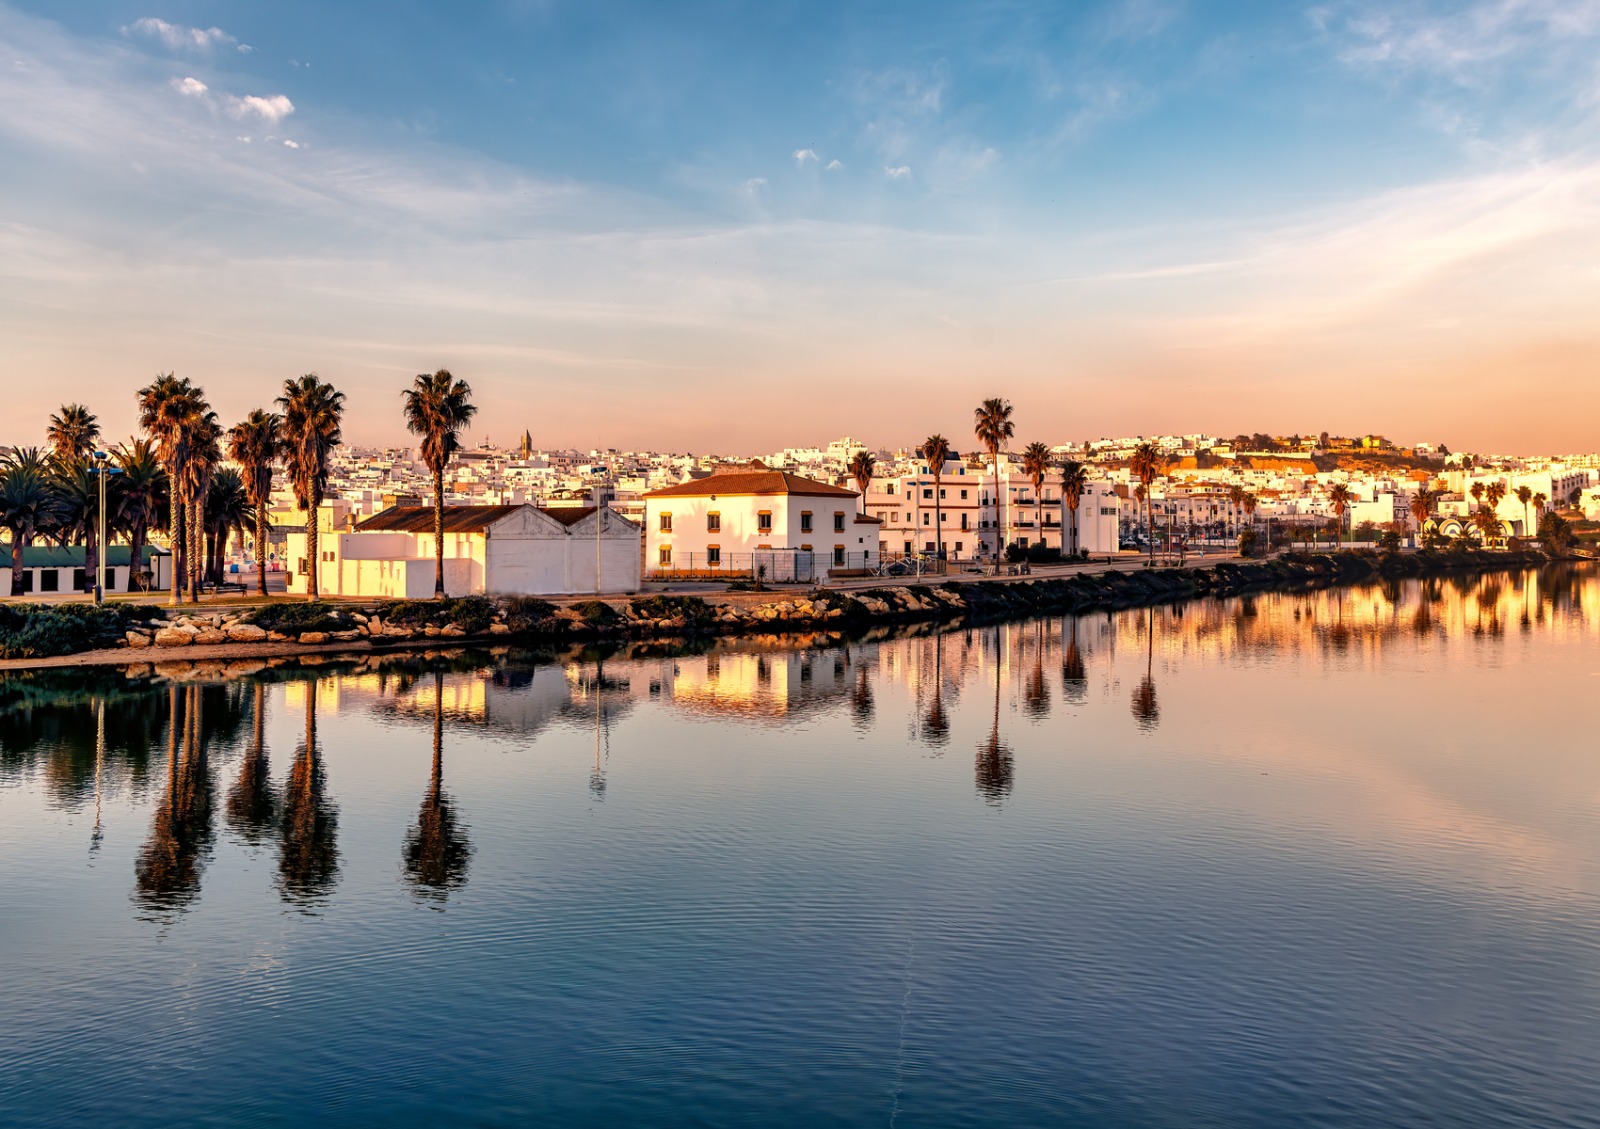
643 464 878 578
285 503 641 598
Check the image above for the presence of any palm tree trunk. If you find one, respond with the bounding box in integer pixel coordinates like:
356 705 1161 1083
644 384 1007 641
129 519 146 593
85 517 99 596
932 472 942 562
992 453 1002 574
169 489 184 606
256 504 269 596
189 499 205 601
306 508 320 601
9 537 22 596
433 466 445 598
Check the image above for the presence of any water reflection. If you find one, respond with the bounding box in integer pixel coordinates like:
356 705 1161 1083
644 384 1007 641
402 671 472 901
278 687 339 908
0 563 1596 922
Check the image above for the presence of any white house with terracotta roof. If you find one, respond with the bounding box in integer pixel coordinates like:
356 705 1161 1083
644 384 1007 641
643 464 879 579
285 503 641 598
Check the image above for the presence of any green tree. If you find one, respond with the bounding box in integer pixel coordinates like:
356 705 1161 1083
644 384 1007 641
204 467 250 584
278 374 346 601
116 440 167 591
973 398 1015 572
182 408 223 598
1327 483 1353 550
1515 484 1533 539
918 434 952 559
0 449 65 595
137 374 205 605
401 369 476 598
1409 486 1436 548
227 410 282 596
1537 509 1574 555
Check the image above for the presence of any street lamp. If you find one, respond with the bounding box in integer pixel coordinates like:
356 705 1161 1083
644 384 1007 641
91 452 121 605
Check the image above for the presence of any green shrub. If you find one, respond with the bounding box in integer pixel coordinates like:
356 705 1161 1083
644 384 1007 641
0 602 147 659
377 596 495 633
500 595 556 632
245 603 352 635
629 595 714 623
1238 528 1260 558
570 599 622 625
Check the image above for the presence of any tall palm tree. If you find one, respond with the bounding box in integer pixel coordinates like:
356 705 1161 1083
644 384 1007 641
1469 481 1485 512
227 410 282 596
1533 491 1547 524
137 374 204 606
401 369 476 598
278 374 346 601
918 435 952 560
1243 492 1258 542
1129 442 1163 564
46 403 100 463
1059 460 1089 557
847 449 875 517
1327 483 1353 550
1020 441 1051 554
48 455 106 591
1515 485 1533 539
1227 484 1246 541
116 440 167 591
183 408 223 599
0 450 65 595
973 398 1015 572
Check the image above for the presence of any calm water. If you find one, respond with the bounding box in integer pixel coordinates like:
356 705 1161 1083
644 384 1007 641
3 567 1598 1128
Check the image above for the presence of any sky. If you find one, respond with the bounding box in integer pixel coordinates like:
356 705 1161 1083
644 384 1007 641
2 1 1598 454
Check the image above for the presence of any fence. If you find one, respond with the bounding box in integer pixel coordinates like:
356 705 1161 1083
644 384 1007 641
649 549 816 583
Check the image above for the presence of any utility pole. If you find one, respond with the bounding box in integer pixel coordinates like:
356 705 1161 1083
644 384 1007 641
92 451 120 605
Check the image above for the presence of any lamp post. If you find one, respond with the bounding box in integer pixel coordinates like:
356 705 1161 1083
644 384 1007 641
92 451 120 605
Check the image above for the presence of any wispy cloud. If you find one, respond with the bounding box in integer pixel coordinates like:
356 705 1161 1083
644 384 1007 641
744 176 767 193
884 165 912 180
1325 0 1600 76
792 148 817 165
826 159 843 171
171 76 207 98
123 17 238 53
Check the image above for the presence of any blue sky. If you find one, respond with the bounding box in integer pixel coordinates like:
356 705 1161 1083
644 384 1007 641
3 1 1598 451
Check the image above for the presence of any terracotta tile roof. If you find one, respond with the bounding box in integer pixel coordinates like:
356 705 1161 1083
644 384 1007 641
644 469 857 499
540 506 597 526
354 505 526 533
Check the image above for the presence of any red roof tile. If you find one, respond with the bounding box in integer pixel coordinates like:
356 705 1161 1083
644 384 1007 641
353 504 597 533
644 469 857 499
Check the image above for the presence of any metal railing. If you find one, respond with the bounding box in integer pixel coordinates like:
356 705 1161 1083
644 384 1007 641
649 549 816 583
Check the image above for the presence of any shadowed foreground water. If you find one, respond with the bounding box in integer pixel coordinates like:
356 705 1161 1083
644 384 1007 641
2 565 1598 1127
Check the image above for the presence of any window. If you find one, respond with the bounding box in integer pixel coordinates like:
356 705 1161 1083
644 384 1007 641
940 512 947 522
71 568 86 591
658 546 672 566
659 512 672 532
922 513 930 526
20 571 33 593
833 512 845 533
758 511 773 532
961 514 969 530
939 488 946 499
706 512 720 532
833 546 846 566
961 489 968 500
800 511 812 533
903 541 913 554
885 483 896 495
40 570 60 592
924 541 935 553
922 488 933 500
955 541 964 553
706 546 721 565
297 557 307 575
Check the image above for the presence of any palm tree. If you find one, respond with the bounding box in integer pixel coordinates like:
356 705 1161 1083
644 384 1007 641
1327 483 1353 550
973 398 1015 572
1533 491 1547 523
116 440 167 591
205 467 250 584
137 374 204 605
227 410 282 596
401 369 476 598
183 408 222 599
0 450 65 595
847 449 875 515
1473 505 1502 546
1021 441 1051 554
918 435 952 560
1515 485 1533 539
1243 493 1258 542
1469 481 1485 512
47 403 100 463
1059 460 1089 557
278 374 346 601
1227 484 1246 541
1409 486 1435 548
48 455 106 591
1129 442 1163 564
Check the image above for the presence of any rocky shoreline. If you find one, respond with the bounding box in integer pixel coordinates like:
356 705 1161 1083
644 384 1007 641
0 547 1582 671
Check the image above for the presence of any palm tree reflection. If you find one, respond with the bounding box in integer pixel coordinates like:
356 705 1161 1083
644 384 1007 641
402 672 473 902
134 684 216 916
1061 617 1087 705
226 682 277 845
1131 607 1160 732
278 680 339 908
975 627 1014 803
922 633 949 748
850 651 875 728
1022 620 1051 718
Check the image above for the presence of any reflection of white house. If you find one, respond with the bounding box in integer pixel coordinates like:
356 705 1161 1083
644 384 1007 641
643 464 878 577
285 504 641 598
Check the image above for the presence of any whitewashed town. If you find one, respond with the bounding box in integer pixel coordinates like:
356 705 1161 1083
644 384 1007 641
1 378 1595 601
